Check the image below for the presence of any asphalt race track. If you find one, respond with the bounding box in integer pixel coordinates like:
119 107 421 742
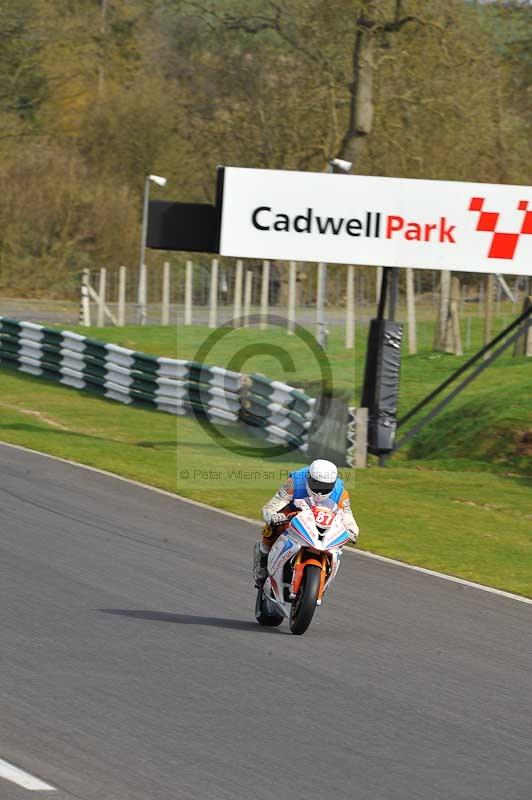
1 444 531 800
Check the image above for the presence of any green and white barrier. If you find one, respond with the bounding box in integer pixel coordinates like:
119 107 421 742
0 318 317 452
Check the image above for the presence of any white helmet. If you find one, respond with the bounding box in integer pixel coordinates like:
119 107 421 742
306 459 338 501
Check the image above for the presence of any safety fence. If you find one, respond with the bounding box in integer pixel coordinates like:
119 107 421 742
0 317 178 412
177 360 315 451
0 317 319 454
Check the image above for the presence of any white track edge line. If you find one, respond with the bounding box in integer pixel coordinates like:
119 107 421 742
1 440 530 607
0 757 56 791
350 549 532 605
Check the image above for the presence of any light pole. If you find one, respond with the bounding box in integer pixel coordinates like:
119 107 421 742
316 159 353 347
137 174 167 325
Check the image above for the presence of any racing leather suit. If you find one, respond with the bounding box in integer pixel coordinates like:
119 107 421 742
261 467 359 549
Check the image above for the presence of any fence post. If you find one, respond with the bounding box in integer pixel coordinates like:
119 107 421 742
405 268 417 355
80 269 91 327
345 265 355 350
233 259 243 325
118 266 126 326
287 261 297 335
260 260 270 329
208 258 218 329
161 261 170 326
184 260 193 326
97 268 106 327
244 270 253 328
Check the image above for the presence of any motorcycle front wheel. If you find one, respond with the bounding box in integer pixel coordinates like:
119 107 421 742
289 564 321 635
255 588 284 627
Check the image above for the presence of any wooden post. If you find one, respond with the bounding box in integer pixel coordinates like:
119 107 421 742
483 273 495 357
287 261 296 335
260 259 270 329
208 258 218 329
118 266 126 326
97 268 106 327
243 270 253 328
80 269 91 327
405 268 417 355
233 259 243 324
161 261 170 326
354 407 368 469
184 260 193 326
345 265 355 350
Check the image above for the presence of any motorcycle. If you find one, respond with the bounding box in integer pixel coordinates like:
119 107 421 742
255 497 351 635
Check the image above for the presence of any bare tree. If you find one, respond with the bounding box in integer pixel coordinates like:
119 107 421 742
183 0 422 172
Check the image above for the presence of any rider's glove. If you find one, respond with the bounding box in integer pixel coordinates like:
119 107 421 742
347 528 359 544
270 512 287 527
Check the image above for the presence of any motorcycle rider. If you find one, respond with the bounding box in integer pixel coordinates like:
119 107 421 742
254 458 359 587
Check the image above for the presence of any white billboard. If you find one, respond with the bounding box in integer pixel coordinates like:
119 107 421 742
219 167 532 276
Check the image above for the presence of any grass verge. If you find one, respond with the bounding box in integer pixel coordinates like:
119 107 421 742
0 361 529 597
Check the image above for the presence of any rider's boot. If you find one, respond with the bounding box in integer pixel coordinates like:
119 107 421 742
253 541 269 587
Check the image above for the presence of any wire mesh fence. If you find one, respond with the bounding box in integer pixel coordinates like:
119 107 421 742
0 259 529 358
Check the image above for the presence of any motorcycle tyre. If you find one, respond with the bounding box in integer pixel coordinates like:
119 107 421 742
289 564 321 635
255 588 284 627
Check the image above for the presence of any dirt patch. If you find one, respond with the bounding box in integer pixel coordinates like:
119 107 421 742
0 402 70 430
515 430 532 457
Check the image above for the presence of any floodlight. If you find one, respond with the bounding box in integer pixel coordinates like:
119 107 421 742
148 174 167 187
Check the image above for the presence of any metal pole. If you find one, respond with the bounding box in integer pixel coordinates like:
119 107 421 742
395 322 528 453
260 260 270 329
375 267 383 305
137 177 150 325
208 258 218 329
287 261 297 335
316 262 327 347
161 261 170 326
233 259 243 324
483 273 495 356
435 270 451 350
184 260 193 326
389 268 399 321
243 270 253 328
405 268 417 354
345 265 355 349
398 302 532 428
377 267 391 319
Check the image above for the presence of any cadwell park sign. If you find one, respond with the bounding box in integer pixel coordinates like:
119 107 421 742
218 168 532 276
148 166 532 277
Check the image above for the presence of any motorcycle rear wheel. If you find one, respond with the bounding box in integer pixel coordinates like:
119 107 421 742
289 564 321 635
255 588 284 627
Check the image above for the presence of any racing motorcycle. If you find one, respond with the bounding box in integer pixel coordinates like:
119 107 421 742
255 498 351 635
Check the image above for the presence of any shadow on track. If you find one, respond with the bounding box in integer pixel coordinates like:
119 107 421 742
98 608 285 633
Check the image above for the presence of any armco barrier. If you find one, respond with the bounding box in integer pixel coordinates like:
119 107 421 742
0 317 316 452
